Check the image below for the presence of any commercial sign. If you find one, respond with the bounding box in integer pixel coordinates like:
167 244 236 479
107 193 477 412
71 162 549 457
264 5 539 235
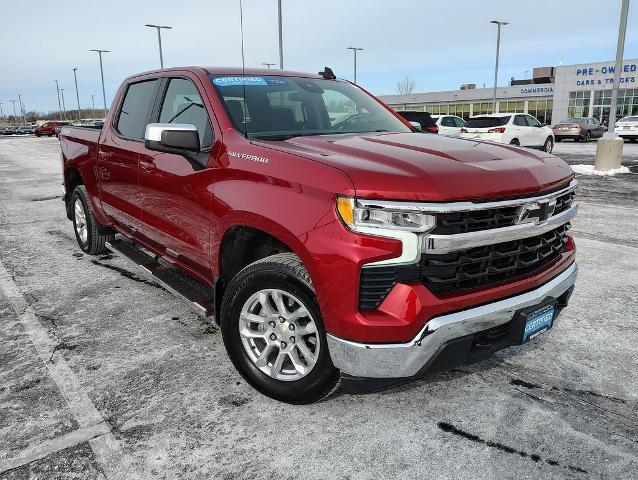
575 62 637 86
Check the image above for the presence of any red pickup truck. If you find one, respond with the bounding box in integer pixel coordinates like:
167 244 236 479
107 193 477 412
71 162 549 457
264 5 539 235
59 67 578 403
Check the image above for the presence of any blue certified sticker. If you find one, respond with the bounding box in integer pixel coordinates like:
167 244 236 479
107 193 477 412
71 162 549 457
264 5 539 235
213 76 269 87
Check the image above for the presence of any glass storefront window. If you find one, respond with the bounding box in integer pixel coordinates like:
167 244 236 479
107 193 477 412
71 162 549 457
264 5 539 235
528 99 553 125
472 102 493 116
449 103 471 120
568 91 590 118
498 101 525 113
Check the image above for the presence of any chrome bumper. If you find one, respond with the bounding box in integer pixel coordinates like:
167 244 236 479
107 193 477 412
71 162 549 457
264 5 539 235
327 262 578 378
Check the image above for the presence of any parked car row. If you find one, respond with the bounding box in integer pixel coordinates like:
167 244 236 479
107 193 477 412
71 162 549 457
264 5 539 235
394 107 638 150
0 125 36 135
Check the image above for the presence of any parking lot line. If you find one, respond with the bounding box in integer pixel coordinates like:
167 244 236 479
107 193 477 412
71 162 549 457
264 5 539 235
0 260 140 479
0 422 111 474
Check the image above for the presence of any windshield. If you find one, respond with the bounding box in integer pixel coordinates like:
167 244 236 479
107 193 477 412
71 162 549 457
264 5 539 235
210 75 411 139
466 116 510 128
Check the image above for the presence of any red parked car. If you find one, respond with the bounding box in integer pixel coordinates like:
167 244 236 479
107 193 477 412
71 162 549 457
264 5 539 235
59 67 578 403
35 121 69 137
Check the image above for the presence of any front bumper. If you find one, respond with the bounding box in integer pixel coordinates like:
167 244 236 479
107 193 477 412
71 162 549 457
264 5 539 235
327 261 577 378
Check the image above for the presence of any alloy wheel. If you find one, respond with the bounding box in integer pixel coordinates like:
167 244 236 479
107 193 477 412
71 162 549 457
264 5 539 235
74 199 88 243
239 288 320 382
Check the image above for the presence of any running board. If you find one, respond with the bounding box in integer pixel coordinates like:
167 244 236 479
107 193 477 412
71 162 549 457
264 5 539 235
105 238 215 318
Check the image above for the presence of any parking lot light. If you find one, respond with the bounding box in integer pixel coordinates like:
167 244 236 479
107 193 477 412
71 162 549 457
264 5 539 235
347 47 364 84
73 68 81 121
89 49 110 119
60 89 66 120
490 20 509 112
55 80 63 121
145 24 172 68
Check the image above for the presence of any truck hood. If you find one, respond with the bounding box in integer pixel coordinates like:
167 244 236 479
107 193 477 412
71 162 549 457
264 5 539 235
257 132 573 201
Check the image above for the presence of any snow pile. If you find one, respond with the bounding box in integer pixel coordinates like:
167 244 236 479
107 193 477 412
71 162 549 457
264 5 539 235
570 164 631 176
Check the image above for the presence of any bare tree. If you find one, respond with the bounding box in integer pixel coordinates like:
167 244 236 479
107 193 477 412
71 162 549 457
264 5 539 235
396 77 416 95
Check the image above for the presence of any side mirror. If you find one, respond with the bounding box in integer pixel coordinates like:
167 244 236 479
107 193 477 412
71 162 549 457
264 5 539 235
145 123 200 156
409 121 422 131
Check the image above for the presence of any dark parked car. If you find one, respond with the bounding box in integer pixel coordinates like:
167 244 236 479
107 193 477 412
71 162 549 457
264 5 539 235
396 111 439 133
17 125 35 135
552 117 606 142
1 126 18 135
35 121 69 137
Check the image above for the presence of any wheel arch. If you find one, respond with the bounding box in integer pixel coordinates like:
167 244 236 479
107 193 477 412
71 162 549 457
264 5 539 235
214 215 318 321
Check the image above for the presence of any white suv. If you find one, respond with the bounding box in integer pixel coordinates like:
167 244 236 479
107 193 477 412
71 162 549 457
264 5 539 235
431 115 467 137
460 113 555 152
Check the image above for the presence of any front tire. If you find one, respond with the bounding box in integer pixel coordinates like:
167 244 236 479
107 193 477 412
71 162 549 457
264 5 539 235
543 136 554 153
220 253 339 404
71 185 113 255
584 131 591 142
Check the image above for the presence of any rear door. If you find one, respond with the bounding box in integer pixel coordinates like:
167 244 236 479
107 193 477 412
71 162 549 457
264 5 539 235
513 114 533 146
439 116 457 136
98 78 160 233
525 115 545 146
137 75 217 282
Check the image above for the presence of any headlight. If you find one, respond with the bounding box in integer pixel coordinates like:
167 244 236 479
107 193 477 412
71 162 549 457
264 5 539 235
337 196 436 233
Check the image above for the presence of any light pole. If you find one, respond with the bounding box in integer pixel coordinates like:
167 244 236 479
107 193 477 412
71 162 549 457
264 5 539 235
73 68 81 121
55 80 63 120
262 62 276 69
347 47 363 84
145 24 172 68
0 102 4 126
607 0 630 135
9 99 17 126
490 20 509 113
18 94 26 125
60 89 66 120
277 0 284 69
91 94 95 118
89 49 110 119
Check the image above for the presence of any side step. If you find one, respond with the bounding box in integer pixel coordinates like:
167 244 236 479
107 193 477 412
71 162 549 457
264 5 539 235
105 238 215 318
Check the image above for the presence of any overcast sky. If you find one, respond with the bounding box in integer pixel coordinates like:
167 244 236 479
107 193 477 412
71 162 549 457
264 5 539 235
1 0 637 114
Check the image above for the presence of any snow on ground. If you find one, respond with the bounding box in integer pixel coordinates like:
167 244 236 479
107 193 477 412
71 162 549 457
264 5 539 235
571 164 632 176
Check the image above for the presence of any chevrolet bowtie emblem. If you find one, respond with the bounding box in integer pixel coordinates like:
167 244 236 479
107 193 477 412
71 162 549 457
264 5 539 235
517 199 557 224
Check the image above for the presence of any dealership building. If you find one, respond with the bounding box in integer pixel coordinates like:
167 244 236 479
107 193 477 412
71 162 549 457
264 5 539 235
380 58 638 126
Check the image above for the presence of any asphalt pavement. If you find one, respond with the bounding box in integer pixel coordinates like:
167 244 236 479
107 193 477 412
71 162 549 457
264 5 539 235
0 136 637 479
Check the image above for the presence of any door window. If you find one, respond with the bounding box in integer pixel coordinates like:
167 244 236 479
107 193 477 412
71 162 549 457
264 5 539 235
159 78 214 149
453 117 466 127
514 115 528 126
441 117 456 127
116 79 159 139
525 115 541 127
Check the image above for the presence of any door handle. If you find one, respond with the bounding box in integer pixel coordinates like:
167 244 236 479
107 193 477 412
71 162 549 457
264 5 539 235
140 161 157 172
98 150 111 160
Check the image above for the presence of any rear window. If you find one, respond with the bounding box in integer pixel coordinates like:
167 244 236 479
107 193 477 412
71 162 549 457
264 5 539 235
619 116 638 122
116 79 159 139
466 116 510 128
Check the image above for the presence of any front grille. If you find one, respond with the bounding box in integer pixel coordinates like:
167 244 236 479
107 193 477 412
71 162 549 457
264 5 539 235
430 187 575 235
359 224 570 310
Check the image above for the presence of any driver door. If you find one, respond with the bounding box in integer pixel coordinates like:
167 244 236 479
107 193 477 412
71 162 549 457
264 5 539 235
137 75 217 281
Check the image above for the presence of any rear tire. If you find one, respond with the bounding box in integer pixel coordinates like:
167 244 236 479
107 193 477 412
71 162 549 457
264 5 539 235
509 138 520 146
220 253 339 404
71 185 113 255
585 132 591 142
35 132 41 137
